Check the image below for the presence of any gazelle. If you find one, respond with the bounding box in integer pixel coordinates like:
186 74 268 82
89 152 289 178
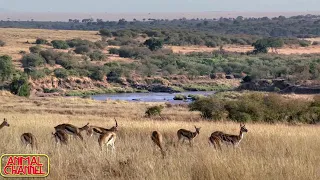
0 118 10 130
98 119 118 153
209 123 248 150
177 126 201 146
54 122 90 141
88 118 118 137
52 130 68 145
21 133 38 149
151 131 165 158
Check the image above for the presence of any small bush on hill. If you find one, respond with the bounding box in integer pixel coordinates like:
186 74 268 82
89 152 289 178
145 105 164 117
74 45 91 54
29 46 42 54
21 53 45 68
0 55 14 81
99 29 112 37
35 38 48 45
89 50 105 61
9 75 30 97
54 68 69 78
299 40 310 47
51 40 69 49
109 48 119 54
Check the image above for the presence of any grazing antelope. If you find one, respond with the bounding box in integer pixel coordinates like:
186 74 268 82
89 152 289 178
98 119 118 153
54 122 90 141
209 123 248 150
151 131 165 158
52 130 68 145
177 126 201 146
87 118 118 137
0 118 10 130
21 133 37 149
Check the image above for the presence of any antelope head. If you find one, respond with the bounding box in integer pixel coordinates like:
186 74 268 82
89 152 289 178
240 123 248 133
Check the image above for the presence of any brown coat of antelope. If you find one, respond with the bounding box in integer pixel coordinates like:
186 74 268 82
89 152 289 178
98 119 118 152
151 131 165 158
52 130 69 145
209 123 248 150
177 126 201 146
21 133 38 149
54 123 90 141
87 118 118 137
0 118 10 130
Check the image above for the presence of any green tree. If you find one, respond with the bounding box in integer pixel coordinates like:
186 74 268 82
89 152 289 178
252 39 270 54
143 38 163 51
0 55 14 81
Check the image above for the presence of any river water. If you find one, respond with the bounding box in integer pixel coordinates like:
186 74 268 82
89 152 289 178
91 91 215 103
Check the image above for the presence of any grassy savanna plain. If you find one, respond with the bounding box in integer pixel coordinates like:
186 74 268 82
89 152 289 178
1 28 320 64
0 91 319 180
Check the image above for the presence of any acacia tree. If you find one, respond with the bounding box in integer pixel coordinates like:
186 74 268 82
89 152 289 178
143 38 163 51
252 38 284 54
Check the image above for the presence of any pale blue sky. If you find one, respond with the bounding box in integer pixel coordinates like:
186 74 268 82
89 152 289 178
0 0 318 13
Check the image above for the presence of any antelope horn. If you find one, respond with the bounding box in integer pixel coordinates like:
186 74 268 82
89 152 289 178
114 118 118 127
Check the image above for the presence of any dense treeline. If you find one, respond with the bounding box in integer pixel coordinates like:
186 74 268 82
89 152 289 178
1 14 320 38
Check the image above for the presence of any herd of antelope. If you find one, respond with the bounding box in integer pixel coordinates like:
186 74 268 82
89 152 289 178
0 118 248 157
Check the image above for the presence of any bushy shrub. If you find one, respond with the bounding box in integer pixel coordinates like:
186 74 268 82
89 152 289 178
189 97 225 119
118 46 151 59
74 45 91 54
89 50 105 61
9 75 30 97
51 40 69 49
299 40 310 47
205 41 217 47
35 38 48 45
99 29 112 37
39 49 59 65
21 53 45 67
109 48 119 54
173 94 187 100
0 55 14 81
0 40 5 47
145 105 164 117
54 68 69 78
89 68 105 81
29 46 42 53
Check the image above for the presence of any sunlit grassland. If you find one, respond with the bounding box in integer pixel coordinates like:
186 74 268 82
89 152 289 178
0 92 319 180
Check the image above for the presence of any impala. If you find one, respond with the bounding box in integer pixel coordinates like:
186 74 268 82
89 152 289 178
177 126 201 146
54 122 90 141
52 130 68 145
98 119 118 153
88 118 118 137
0 118 10 130
209 123 248 150
21 133 37 149
151 131 165 158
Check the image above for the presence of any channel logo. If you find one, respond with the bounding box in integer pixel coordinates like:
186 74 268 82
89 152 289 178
0 154 49 178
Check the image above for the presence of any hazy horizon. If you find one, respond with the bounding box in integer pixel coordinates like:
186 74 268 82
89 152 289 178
0 0 319 13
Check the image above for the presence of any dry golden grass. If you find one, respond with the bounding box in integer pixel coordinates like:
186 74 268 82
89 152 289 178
0 92 319 179
0 28 100 64
169 44 320 55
